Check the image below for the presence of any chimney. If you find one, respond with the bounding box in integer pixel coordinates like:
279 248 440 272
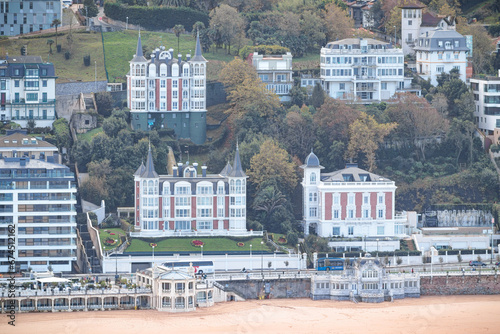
178 54 182 63
173 166 178 177
345 162 358 168
202 165 207 177
177 162 183 176
186 53 191 61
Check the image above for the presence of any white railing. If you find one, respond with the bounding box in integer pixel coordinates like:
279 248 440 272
130 230 263 238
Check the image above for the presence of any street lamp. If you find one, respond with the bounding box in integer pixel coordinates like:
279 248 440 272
261 241 264 276
491 218 495 264
376 238 379 257
115 255 119 285
297 244 300 271
94 60 97 90
201 245 203 258
393 26 397 45
250 244 252 257
126 17 128 30
250 244 253 271
152 245 155 267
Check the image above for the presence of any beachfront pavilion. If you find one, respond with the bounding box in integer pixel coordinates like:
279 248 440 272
136 264 214 312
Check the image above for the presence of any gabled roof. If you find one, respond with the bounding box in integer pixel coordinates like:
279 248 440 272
320 166 392 183
227 144 246 178
0 133 57 150
421 12 442 27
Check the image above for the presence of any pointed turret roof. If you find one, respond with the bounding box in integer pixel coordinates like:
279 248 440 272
228 143 246 177
220 162 232 176
141 144 159 178
300 150 324 169
191 30 207 62
134 161 146 176
131 31 147 62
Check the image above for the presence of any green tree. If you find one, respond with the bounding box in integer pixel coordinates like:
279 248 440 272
304 234 329 252
209 4 246 54
47 39 54 54
95 92 114 117
52 118 71 150
311 83 325 109
173 24 185 53
103 116 128 138
83 0 98 18
283 106 316 159
346 112 397 171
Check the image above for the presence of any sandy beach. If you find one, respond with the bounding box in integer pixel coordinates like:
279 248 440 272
3 295 500 334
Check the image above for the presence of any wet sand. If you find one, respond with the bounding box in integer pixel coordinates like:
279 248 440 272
3 295 500 334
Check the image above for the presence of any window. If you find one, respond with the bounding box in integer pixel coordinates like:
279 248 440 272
348 209 354 219
333 195 340 205
175 221 190 230
339 83 345 90
436 66 444 73
175 209 190 218
26 93 38 101
378 209 384 218
332 227 340 236
309 207 317 218
310 173 316 184
348 194 354 205
381 82 387 90
348 226 354 235
197 221 212 230
378 195 384 204
333 209 339 219
197 208 212 217
14 80 19 88
377 226 384 235
363 209 369 218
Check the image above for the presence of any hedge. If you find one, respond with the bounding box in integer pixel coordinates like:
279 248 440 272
239 45 291 60
104 3 209 32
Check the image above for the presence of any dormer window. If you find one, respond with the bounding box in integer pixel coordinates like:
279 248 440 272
342 174 354 182
310 173 316 184
438 41 443 47
359 174 371 182
454 40 459 48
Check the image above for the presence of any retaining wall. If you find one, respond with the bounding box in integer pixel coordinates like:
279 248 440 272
421 273 500 295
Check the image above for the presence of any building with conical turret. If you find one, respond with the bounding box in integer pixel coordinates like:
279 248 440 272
127 32 207 145
133 145 255 237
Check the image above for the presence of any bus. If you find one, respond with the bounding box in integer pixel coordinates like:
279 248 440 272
161 261 214 277
317 257 344 271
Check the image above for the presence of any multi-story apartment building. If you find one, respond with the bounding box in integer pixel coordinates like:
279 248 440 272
471 75 500 138
127 33 207 145
0 0 62 36
132 145 248 237
0 55 57 128
320 38 416 102
0 154 77 273
251 52 293 102
345 0 375 29
413 29 468 87
301 152 407 239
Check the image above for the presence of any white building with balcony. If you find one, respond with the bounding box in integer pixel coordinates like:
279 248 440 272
136 264 214 312
413 29 468 87
0 156 77 273
250 52 293 102
471 75 500 137
320 38 416 103
301 152 408 245
0 55 57 127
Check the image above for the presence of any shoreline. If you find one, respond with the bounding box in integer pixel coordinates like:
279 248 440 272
3 295 500 334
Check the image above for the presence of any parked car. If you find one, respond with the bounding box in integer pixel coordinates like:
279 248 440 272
469 261 486 267
495 262 500 267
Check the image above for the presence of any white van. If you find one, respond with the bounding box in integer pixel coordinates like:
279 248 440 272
62 0 72 8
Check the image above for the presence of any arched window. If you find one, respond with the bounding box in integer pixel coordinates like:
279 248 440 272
172 64 179 77
155 180 158 194
235 180 242 194
143 180 147 195
163 182 170 195
230 180 235 193
183 90 188 99
148 180 154 195
183 65 189 76
149 64 156 76
200 64 205 75
160 64 167 77
310 173 316 184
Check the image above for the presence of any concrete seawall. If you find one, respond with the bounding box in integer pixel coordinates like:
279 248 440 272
421 273 500 295
218 278 311 299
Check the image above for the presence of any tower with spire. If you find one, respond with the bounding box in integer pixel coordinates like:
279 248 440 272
134 144 160 230
127 31 207 145
226 143 247 231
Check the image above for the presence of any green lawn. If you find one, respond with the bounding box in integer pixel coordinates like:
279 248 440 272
0 29 106 83
77 127 103 142
99 228 127 252
124 237 270 253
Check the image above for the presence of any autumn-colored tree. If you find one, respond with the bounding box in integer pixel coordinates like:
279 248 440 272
457 17 495 75
209 4 246 54
323 3 354 42
346 112 396 171
387 93 449 161
219 58 280 119
247 139 299 194
428 0 461 17
313 97 362 144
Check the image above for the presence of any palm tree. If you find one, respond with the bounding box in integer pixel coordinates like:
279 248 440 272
51 19 61 51
47 39 54 54
173 24 185 54
252 186 286 219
